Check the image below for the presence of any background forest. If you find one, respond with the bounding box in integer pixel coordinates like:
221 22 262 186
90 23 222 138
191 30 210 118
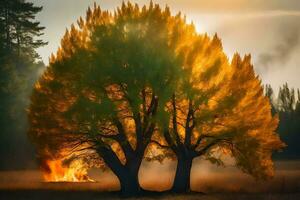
266 83 300 159
0 0 46 169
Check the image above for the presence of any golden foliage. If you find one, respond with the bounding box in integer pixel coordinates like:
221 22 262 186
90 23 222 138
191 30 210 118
28 1 284 182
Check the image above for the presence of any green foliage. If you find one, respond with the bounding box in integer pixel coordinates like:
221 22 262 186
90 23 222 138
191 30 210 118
28 2 284 187
0 0 46 169
265 83 300 159
28 2 188 171
163 42 284 181
278 83 295 112
0 0 47 58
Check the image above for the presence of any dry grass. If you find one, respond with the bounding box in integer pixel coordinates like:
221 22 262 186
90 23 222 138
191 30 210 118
0 160 299 199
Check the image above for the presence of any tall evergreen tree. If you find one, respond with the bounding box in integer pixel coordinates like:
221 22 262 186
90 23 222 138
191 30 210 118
278 83 295 113
264 83 300 159
0 0 46 58
265 84 276 114
0 0 46 169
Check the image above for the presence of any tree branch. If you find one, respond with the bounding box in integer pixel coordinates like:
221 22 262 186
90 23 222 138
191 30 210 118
150 140 170 149
163 128 178 153
196 138 233 156
172 94 181 145
184 99 193 147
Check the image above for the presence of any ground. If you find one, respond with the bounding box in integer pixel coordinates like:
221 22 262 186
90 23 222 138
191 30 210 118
1 190 300 200
0 160 299 199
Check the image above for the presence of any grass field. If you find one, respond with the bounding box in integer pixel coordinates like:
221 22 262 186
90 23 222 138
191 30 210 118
0 160 299 199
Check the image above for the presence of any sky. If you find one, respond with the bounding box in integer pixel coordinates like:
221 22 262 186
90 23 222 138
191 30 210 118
32 0 300 93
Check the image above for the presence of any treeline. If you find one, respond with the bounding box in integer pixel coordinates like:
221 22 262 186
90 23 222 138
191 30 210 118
265 83 300 159
0 0 46 169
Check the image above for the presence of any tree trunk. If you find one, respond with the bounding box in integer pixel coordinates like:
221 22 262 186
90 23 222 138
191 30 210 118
96 145 142 197
5 4 10 49
104 160 142 196
118 151 145 196
118 168 141 197
171 154 193 193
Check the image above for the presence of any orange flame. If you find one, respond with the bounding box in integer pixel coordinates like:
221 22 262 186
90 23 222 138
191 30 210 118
43 159 93 182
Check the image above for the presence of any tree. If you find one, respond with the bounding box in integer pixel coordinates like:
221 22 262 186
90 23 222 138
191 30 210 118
266 84 300 159
28 1 284 195
156 37 285 192
0 0 46 58
265 84 276 114
278 83 295 113
295 89 300 114
29 2 185 195
0 0 46 169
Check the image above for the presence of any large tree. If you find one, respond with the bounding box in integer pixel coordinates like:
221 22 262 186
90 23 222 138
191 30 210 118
28 1 284 196
158 41 285 192
29 2 185 195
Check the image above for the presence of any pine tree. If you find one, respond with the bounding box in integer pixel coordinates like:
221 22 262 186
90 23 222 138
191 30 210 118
0 0 46 169
267 84 300 159
0 0 46 58
278 83 295 113
265 84 276 114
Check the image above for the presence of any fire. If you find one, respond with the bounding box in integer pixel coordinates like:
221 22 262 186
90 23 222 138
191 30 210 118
43 159 93 182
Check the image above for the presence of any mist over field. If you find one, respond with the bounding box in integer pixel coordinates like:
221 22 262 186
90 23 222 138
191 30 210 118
1 161 300 199
1 160 300 192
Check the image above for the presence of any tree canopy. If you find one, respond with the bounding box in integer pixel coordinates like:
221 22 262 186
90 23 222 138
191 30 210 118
147 25 285 192
28 1 284 195
29 2 186 194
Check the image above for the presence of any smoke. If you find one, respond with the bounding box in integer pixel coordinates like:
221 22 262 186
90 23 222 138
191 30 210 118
257 26 300 72
0 61 45 170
